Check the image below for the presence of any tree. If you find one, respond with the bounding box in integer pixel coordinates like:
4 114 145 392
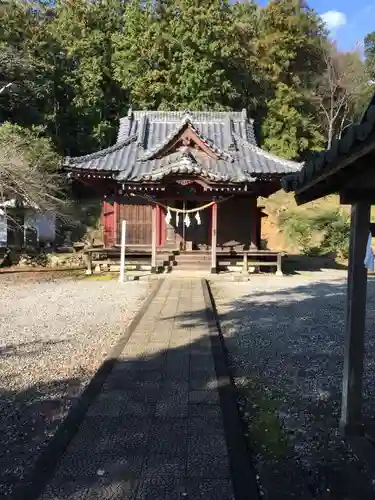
0 1 53 127
262 82 324 159
311 42 370 148
365 30 375 80
112 0 244 110
256 0 327 158
50 0 129 154
0 123 64 218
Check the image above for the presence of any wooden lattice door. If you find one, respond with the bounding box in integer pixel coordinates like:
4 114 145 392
118 202 152 245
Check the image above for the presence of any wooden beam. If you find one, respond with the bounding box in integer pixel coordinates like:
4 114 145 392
113 199 119 246
211 202 218 273
340 189 375 205
151 205 157 273
250 197 258 249
295 132 375 202
340 202 370 436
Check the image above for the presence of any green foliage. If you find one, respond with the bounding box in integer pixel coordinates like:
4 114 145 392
312 210 350 259
0 0 372 164
278 210 313 252
279 208 350 259
0 122 60 173
365 30 375 80
112 0 244 110
262 83 324 159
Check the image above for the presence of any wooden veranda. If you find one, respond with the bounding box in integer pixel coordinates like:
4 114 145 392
282 93 375 436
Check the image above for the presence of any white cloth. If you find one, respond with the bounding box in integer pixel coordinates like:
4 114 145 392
364 232 374 271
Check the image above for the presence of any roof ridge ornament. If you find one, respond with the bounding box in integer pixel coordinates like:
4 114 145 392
182 109 194 122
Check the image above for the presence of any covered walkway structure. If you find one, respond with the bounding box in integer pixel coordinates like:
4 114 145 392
282 93 375 436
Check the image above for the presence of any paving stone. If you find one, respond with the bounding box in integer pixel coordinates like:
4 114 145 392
103 370 162 389
146 418 188 456
37 280 235 500
189 414 225 435
188 403 223 419
40 479 90 500
82 478 139 500
185 479 235 500
55 448 144 481
91 416 153 454
189 390 220 405
189 369 217 390
155 382 189 417
113 359 164 373
88 395 156 418
190 349 215 364
135 479 184 500
42 477 139 500
163 354 190 381
188 429 227 456
187 452 231 479
140 454 185 480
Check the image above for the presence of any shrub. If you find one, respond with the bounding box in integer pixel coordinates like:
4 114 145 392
278 208 350 259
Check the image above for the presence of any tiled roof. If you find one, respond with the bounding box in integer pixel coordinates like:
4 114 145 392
281 92 375 197
63 109 302 183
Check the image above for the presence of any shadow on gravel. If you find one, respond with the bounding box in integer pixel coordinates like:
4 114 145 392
1 327 246 500
176 279 375 500
3 278 375 500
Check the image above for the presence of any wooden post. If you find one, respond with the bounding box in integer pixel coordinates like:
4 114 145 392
340 202 370 435
211 202 217 273
151 205 157 273
113 200 119 246
119 220 126 283
83 251 92 275
250 197 258 249
276 252 283 276
242 252 248 274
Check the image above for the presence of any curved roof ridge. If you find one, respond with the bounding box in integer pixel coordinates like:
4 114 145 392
232 133 302 171
132 109 254 123
64 134 137 166
138 115 234 162
139 163 231 183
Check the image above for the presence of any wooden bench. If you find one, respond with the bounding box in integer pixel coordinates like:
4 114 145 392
83 248 166 274
241 251 284 275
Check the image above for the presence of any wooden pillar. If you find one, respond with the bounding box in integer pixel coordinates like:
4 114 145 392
242 252 248 274
340 202 370 435
250 197 258 249
151 204 157 273
113 200 119 246
211 202 217 273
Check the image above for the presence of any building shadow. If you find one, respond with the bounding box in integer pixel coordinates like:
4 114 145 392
2 278 375 500
167 278 375 499
1 321 250 500
283 254 348 275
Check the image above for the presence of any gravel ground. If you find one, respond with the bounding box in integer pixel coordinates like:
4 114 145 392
211 270 375 500
0 275 150 500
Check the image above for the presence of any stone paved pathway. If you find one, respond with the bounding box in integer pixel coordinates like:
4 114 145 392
39 279 237 500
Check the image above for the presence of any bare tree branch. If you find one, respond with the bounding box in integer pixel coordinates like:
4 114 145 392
0 134 68 225
311 41 369 148
0 82 13 94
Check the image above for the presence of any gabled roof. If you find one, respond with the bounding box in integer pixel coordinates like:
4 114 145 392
282 92 375 203
63 109 302 184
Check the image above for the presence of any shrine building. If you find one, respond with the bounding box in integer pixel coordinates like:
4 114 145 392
63 109 301 272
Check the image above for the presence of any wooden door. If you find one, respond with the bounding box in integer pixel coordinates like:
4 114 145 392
102 201 116 247
118 201 152 245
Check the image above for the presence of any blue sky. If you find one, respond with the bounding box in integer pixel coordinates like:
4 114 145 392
257 0 375 52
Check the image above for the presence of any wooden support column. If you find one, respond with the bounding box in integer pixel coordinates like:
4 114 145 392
250 197 258 249
113 200 119 246
151 204 157 273
340 202 370 436
211 202 218 273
